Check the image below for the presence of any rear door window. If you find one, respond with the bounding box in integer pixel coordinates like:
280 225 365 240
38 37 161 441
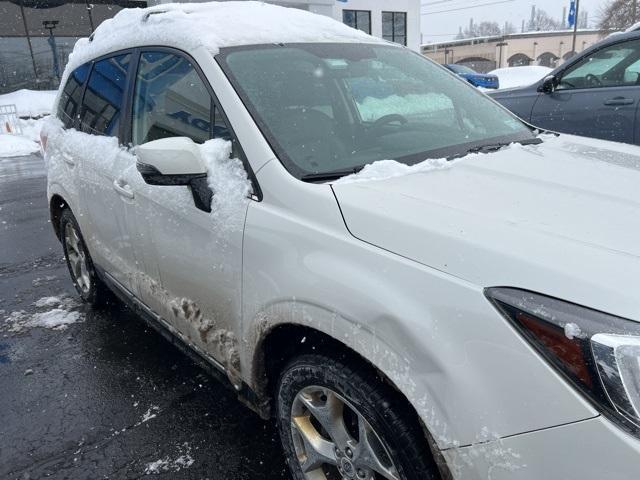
57 63 90 129
80 53 131 137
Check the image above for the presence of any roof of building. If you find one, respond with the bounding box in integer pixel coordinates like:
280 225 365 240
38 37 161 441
421 29 607 50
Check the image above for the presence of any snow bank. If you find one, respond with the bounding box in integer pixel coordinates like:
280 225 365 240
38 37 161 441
0 114 48 158
489 66 552 90
0 89 56 117
0 135 40 157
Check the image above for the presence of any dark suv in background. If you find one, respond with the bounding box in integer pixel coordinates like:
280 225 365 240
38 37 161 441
489 30 640 145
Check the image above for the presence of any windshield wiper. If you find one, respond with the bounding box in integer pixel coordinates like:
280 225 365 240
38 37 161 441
300 165 365 182
455 137 543 159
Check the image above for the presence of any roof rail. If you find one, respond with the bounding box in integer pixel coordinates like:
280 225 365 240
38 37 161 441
142 10 169 23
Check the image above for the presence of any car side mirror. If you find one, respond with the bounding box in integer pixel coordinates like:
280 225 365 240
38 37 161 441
539 75 557 94
136 137 212 212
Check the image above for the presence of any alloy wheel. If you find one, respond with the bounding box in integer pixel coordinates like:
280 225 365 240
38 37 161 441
64 221 91 295
290 385 400 480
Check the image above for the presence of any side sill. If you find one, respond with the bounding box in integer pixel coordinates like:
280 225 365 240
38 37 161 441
95 266 270 419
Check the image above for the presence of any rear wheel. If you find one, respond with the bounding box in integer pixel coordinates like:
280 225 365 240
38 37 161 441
60 208 108 305
276 354 440 480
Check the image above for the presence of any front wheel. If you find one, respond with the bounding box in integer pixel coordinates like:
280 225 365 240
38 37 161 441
276 354 440 480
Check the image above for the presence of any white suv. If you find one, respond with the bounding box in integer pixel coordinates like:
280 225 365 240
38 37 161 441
44 3 640 479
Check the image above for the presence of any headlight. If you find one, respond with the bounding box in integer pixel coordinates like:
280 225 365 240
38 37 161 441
486 287 640 437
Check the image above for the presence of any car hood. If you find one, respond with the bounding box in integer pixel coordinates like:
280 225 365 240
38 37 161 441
332 134 640 320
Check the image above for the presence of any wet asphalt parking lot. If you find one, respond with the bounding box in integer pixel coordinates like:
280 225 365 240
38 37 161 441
0 153 289 479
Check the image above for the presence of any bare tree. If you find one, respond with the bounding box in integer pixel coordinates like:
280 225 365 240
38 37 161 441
598 0 639 32
456 21 502 39
527 8 563 31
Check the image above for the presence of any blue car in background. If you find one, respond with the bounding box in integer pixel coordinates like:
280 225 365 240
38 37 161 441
445 64 499 89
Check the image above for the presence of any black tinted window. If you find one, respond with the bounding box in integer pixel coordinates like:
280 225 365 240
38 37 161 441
57 63 90 129
131 52 214 145
80 54 131 136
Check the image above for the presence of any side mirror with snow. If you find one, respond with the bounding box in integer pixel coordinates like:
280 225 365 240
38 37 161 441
136 137 212 212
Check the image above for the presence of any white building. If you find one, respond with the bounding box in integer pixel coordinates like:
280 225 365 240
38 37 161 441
148 0 422 51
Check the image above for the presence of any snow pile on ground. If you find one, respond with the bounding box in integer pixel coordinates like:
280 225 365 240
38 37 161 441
0 134 40 157
489 66 552 90
0 89 56 117
0 112 48 158
3 295 82 332
200 138 251 231
144 443 194 475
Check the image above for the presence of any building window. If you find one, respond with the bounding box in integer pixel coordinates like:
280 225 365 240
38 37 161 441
343 10 371 34
382 12 407 46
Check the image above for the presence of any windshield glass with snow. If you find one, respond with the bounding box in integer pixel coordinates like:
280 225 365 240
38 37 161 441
218 43 533 179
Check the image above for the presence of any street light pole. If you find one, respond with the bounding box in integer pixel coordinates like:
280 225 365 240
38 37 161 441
18 0 38 81
571 0 580 55
43 20 61 81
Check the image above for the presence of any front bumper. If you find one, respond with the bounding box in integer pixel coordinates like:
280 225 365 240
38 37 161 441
442 416 640 479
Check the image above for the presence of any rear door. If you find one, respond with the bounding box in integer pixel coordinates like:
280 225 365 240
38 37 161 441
531 38 640 145
75 52 141 293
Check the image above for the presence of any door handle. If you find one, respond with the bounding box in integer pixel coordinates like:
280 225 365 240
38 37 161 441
604 97 635 106
113 179 135 199
61 152 75 166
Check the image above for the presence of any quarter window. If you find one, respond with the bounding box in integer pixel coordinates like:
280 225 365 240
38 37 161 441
343 10 371 35
57 63 90 129
131 51 213 145
80 54 131 136
382 12 407 46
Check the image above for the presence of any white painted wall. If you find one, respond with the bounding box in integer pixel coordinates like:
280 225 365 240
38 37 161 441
331 0 421 51
148 0 422 51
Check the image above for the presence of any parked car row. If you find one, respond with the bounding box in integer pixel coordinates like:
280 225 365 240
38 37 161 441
489 29 640 145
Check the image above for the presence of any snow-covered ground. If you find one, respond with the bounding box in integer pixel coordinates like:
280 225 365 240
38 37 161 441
0 89 56 117
489 66 553 90
0 89 55 158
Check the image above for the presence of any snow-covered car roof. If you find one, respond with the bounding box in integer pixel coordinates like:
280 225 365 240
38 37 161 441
63 1 383 75
55 1 387 116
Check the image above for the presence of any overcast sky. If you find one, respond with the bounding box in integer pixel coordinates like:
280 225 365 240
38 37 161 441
421 0 606 43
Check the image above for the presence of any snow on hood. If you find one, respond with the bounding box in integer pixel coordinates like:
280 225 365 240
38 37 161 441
332 134 640 320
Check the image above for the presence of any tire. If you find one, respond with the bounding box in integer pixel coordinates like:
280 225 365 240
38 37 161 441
276 354 440 480
60 208 109 306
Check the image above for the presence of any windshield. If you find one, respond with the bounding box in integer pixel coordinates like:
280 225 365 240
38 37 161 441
448 64 476 75
217 43 534 179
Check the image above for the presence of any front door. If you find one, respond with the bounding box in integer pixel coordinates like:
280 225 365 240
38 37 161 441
531 38 640 145
123 50 249 384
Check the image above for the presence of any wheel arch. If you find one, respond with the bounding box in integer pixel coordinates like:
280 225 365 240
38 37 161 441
251 321 452 479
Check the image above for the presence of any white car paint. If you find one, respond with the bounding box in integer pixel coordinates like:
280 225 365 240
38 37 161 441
44 3 640 478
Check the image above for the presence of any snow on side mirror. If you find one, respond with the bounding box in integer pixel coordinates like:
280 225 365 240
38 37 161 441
539 75 557 94
135 137 212 213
